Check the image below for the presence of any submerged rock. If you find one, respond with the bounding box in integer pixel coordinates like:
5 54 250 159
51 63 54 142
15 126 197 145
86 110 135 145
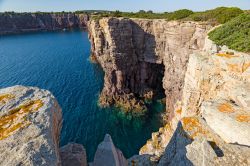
0 85 62 166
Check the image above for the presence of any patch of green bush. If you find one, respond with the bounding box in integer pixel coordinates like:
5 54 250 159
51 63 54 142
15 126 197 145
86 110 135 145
209 14 250 53
168 9 194 20
91 7 243 24
92 9 194 20
187 7 243 24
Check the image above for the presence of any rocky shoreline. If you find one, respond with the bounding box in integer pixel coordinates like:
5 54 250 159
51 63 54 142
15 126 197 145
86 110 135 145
0 16 250 165
0 12 88 35
88 18 211 117
88 17 250 165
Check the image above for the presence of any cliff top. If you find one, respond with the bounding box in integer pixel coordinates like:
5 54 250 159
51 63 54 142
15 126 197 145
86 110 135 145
91 7 245 24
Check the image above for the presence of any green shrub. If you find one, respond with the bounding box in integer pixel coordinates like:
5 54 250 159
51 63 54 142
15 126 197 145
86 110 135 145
187 7 243 23
168 9 193 20
209 14 250 52
91 7 243 24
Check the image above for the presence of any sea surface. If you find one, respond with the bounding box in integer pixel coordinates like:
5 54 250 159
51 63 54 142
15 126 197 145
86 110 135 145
0 30 164 161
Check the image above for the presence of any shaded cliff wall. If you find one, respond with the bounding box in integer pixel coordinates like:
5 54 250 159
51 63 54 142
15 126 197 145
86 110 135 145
0 13 88 35
139 38 250 165
88 18 212 117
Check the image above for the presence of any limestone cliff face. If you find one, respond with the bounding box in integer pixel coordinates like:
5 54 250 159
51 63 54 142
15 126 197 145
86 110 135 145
0 13 88 35
88 18 250 165
139 39 250 165
88 17 212 116
0 86 62 166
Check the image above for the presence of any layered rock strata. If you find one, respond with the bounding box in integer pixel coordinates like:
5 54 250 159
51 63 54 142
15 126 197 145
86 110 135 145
0 85 62 166
88 18 212 116
0 13 88 35
88 17 250 165
139 39 250 165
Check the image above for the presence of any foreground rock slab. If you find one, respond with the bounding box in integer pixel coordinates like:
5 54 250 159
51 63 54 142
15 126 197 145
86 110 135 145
202 99 250 146
0 85 62 166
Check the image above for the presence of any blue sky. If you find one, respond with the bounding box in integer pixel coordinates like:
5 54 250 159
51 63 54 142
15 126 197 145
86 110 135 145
0 0 249 12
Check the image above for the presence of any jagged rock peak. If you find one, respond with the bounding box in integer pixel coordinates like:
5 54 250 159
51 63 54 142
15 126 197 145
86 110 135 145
92 134 127 166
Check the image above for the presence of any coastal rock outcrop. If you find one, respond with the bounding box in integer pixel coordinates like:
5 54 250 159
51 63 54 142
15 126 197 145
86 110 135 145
92 134 127 166
0 85 62 166
88 18 212 115
60 143 87 166
1 16 249 166
88 17 250 165
0 13 88 35
139 38 250 165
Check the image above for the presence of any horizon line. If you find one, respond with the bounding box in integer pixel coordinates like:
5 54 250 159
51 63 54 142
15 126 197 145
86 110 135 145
0 6 249 13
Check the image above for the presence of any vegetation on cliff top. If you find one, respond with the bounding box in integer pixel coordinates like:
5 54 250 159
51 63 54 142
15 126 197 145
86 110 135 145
209 14 250 53
186 7 243 23
92 7 244 24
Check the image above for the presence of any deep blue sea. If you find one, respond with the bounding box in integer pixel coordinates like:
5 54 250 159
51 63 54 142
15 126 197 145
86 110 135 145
0 30 164 161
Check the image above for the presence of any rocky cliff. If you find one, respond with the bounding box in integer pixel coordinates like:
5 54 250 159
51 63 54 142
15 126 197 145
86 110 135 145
139 38 250 165
1 17 249 166
88 17 250 165
0 13 88 35
88 18 212 116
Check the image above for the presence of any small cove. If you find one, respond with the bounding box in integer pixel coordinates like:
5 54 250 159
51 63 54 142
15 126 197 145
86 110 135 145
0 30 165 161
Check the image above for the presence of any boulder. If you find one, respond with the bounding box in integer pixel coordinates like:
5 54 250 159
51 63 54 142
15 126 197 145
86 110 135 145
0 85 62 166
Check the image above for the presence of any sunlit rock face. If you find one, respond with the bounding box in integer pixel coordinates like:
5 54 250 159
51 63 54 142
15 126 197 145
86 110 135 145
140 38 250 165
0 13 88 35
88 18 212 116
0 86 62 166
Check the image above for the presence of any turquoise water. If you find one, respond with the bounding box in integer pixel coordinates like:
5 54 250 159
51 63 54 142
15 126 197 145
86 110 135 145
0 30 164 161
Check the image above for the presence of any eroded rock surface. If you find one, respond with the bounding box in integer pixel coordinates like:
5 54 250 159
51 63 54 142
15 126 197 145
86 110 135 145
0 85 62 166
88 18 212 115
140 38 250 165
88 17 250 165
